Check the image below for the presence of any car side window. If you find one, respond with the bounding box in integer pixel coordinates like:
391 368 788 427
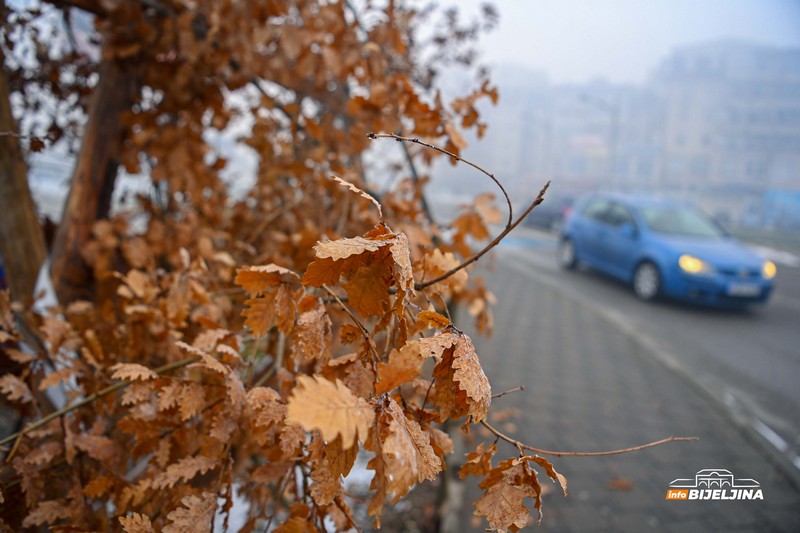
581 199 611 222
606 203 636 227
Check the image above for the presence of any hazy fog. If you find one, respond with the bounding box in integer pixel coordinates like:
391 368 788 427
459 0 800 84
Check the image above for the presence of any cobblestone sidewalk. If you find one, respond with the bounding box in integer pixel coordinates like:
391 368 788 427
457 258 800 532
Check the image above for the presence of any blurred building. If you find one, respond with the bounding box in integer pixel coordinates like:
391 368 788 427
429 41 800 228
653 41 800 225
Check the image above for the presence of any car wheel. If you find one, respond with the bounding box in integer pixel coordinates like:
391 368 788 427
557 238 578 270
633 261 661 301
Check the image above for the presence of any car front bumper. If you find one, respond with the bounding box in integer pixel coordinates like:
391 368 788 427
662 269 774 306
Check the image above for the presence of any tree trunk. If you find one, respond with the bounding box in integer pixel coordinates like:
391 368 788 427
0 62 47 304
50 59 136 303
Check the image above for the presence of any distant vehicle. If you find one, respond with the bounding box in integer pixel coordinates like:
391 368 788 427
524 195 574 232
557 193 776 306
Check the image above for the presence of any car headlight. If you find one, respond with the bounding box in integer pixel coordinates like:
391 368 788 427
763 260 777 279
679 254 714 275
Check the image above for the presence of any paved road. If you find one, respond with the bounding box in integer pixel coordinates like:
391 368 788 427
498 228 800 473
452 230 800 532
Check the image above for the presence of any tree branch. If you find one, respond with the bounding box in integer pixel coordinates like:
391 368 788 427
481 420 699 457
0 356 201 455
369 132 549 292
399 136 439 235
492 385 525 399
415 180 549 290
368 132 513 228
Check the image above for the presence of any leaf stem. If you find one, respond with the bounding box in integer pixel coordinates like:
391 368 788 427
492 385 525 399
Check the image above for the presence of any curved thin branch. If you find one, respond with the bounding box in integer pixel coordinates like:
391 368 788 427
481 420 699 457
0 356 201 455
398 136 439 234
368 132 513 228
369 133 550 291
415 180 550 290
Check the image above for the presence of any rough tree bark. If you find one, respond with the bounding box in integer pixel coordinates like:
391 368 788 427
49 59 137 303
0 60 47 304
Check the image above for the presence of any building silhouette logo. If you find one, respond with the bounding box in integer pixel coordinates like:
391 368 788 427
666 469 763 501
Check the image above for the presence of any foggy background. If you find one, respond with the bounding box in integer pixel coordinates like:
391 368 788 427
428 0 800 241
26 0 800 239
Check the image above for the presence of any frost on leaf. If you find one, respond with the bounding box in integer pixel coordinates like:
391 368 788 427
431 331 491 422
110 363 158 381
286 375 374 449
163 491 216 533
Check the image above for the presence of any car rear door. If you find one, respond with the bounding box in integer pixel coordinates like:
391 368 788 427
572 197 611 266
602 202 640 280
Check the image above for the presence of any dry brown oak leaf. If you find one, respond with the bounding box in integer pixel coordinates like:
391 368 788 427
286 375 375 449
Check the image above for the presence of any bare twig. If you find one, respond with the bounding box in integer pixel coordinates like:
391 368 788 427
368 132 513 228
370 133 549 291
399 137 439 236
415 180 550 290
0 356 201 456
481 420 699 457
492 385 525 399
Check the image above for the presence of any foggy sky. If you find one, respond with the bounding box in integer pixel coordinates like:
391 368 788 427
460 0 800 84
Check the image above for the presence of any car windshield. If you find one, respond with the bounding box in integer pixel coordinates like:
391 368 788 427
641 206 723 238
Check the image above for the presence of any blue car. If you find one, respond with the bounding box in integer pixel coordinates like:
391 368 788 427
557 193 776 306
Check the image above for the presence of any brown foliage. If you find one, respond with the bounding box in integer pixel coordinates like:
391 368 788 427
0 1 583 531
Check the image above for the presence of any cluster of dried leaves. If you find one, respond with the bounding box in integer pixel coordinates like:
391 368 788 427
0 1 566 531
